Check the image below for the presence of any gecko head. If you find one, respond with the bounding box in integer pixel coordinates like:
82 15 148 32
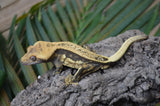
21 41 56 65
21 45 43 65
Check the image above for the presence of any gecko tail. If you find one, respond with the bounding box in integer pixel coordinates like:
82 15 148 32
108 35 148 62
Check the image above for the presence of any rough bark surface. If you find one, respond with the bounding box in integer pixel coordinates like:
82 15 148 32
11 30 160 106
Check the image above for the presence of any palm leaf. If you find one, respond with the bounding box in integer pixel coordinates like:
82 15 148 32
65 0 78 29
0 89 10 106
0 53 6 89
99 0 152 40
47 6 68 41
41 8 60 41
56 0 74 41
34 16 50 41
3 57 24 95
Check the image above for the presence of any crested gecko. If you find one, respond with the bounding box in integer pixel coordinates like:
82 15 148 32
21 35 148 85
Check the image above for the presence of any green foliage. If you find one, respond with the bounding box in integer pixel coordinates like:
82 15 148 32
0 34 7 89
0 0 160 104
0 53 6 89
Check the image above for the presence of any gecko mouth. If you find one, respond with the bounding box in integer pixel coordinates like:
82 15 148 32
21 61 34 65
21 60 43 65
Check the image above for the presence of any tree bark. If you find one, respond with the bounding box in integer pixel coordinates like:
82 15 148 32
11 30 160 106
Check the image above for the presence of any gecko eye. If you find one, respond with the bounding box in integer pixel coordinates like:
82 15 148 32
30 56 36 61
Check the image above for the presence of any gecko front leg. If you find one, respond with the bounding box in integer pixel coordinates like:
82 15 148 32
52 54 65 75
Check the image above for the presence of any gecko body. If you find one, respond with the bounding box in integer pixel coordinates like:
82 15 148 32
21 35 147 85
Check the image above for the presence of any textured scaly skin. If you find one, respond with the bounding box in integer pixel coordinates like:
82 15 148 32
21 35 148 85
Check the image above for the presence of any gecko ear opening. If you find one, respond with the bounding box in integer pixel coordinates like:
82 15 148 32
30 56 37 61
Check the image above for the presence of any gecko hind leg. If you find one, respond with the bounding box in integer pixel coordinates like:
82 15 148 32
65 66 90 85
65 65 100 85
78 65 101 80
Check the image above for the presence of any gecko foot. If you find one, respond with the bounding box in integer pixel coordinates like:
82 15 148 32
65 74 78 85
